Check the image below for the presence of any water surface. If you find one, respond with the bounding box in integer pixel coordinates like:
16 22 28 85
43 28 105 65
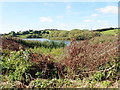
23 38 70 45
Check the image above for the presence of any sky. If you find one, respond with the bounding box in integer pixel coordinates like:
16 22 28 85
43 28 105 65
0 2 118 33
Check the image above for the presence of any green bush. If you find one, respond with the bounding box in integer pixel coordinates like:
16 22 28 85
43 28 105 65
93 72 105 81
29 78 72 88
1 49 65 84
1 50 32 84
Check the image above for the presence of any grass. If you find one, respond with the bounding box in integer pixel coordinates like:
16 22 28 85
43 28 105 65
16 34 31 38
0 78 118 88
101 29 118 36
29 47 64 57
16 34 41 38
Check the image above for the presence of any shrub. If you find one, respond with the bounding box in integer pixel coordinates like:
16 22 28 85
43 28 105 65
93 72 105 81
0 50 32 84
29 78 72 88
60 37 119 79
28 53 66 79
1 49 67 85
1 37 26 51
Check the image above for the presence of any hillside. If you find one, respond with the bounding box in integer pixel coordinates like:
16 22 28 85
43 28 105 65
100 29 118 36
1 28 119 41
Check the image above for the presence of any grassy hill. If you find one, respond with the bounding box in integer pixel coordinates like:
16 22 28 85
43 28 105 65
2 28 119 41
100 29 118 36
1 29 101 40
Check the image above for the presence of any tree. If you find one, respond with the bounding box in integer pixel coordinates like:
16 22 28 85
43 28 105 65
9 31 16 36
29 29 33 32
22 31 29 35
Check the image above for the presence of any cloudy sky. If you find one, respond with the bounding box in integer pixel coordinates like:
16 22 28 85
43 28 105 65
0 2 118 33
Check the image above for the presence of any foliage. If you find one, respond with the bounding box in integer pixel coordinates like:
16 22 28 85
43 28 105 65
0 34 120 88
1 36 66 50
1 49 66 85
60 36 119 79
93 72 105 81
29 52 66 79
2 29 102 41
101 80 111 87
1 37 26 51
30 47 64 58
29 78 72 88
43 30 101 40
1 50 32 84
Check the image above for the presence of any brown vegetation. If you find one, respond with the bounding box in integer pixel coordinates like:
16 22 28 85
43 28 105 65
60 37 119 78
0 37 26 51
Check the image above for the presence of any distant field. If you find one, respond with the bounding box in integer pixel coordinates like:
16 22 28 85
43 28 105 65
100 29 119 35
16 34 31 38
2 29 120 40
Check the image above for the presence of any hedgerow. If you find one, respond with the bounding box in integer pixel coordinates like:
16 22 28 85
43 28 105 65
0 35 119 88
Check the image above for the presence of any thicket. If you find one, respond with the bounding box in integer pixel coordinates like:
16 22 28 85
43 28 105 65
60 37 120 80
0 35 120 88
43 30 101 40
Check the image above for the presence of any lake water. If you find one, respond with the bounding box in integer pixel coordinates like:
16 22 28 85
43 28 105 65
23 38 71 45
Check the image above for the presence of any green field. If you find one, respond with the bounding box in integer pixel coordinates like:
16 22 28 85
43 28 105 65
101 29 119 35
2 29 119 41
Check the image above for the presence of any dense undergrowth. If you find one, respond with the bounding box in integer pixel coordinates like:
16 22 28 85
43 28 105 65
0 35 120 88
1 36 66 50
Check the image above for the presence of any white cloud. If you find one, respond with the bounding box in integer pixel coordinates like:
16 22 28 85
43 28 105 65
66 5 72 10
39 17 53 22
96 6 118 14
91 14 99 17
83 20 94 22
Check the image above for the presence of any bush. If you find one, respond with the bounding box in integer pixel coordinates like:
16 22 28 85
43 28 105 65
93 72 105 81
1 50 32 84
60 37 119 79
28 53 66 79
1 49 66 85
29 78 72 88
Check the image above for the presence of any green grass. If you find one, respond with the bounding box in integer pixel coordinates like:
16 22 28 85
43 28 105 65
101 29 119 36
16 34 42 38
16 30 53 38
16 34 32 38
